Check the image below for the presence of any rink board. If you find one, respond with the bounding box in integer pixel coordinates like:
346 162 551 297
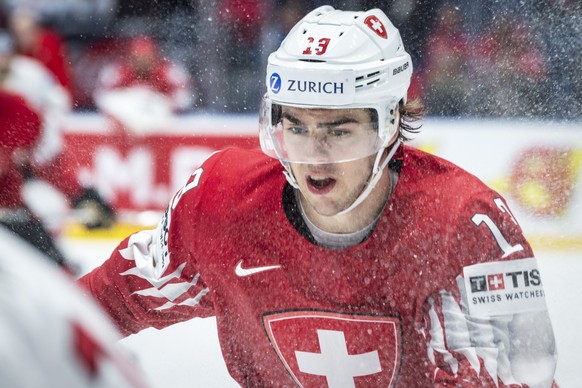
62 114 582 250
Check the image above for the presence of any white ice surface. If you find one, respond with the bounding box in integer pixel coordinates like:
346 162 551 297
60 238 581 387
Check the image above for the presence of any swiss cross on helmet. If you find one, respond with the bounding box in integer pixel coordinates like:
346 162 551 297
259 5 412 164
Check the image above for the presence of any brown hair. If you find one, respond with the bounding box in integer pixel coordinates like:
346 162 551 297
398 98 426 141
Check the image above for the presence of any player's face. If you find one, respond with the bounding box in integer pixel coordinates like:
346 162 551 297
285 107 379 216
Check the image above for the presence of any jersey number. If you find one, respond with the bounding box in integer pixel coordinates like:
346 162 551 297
171 167 203 210
471 213 524 258
302 37 331 55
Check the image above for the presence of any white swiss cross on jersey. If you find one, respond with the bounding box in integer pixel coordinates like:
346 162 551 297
262 310 402 387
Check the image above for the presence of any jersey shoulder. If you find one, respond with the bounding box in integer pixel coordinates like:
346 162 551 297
400 145 497 203
172 148 285 215
201 147 284 188
399 146 532 264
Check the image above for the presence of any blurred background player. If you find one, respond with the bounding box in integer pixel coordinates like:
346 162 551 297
93 35 195 135
0 89 68 267
0 29 115 231
0 224 149 387
7 6 75 96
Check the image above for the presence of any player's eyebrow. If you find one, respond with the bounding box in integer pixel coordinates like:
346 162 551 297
282 111 360 128
281 111 302 125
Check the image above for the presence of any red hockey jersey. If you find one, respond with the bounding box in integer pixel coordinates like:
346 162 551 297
0 91 41 209
80 146 557 387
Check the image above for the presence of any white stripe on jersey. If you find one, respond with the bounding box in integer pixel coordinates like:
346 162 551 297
154 289 210 311
118 229 208 310
456 275 521 386
131 274 199 300
427 296 459 375
440 290 481 374
428 290 522 386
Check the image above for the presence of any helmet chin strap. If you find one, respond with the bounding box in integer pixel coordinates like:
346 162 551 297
282 161 300 189
335 138 401 216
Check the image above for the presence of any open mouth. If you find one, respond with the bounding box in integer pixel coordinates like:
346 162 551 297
306 175 336 194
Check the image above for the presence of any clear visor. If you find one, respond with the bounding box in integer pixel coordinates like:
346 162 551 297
259 99 385 164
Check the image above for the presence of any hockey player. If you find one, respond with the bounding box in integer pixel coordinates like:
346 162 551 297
93 35 195 135
0 89 69 266
80 6 558 387
0 225 149 387
0 30 115 231
94 35 194 114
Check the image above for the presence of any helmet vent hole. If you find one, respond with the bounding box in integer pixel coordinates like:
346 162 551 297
339 31 344 36
355 70 383 89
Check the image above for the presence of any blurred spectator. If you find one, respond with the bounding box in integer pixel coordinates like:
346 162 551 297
260 0 304 79
94 35 194 112
70 36 126 111
0 0 118 36
93 35 194 134
363 0 445 67
0 225 149 388
470 15 549 117
0 89 68 267
210 0 266 111
420 2 471 115
7 7 75 96
0 30 115 231
531 0 582 119
1 1 577 118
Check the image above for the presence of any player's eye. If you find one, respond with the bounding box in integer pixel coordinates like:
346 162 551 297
328 127 350 138
286 125 308 135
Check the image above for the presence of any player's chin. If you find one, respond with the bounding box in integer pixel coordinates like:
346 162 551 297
309 201 343 217
301 191 346 216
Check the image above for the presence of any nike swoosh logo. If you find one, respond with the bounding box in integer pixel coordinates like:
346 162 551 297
235 260 281 277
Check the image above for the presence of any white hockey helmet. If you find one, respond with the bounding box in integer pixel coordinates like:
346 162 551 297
259 5 412 164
